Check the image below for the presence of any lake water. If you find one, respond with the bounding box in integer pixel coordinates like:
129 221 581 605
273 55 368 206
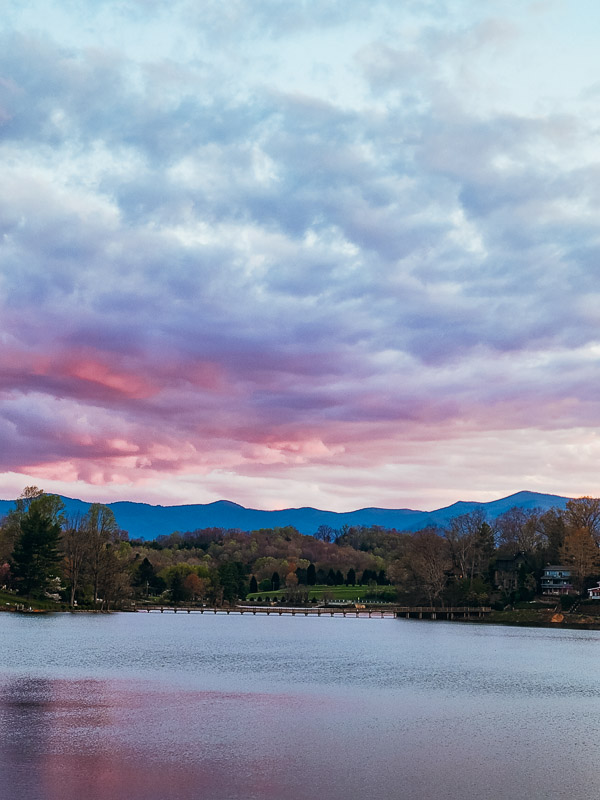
1 613 600 800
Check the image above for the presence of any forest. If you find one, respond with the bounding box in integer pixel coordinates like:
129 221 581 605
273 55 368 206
2 486 600 610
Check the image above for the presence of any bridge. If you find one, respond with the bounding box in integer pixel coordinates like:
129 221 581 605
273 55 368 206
136 605 491 620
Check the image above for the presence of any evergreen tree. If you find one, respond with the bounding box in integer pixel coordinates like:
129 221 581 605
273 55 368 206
306 563 316 586
170 569 188 604
137 556 157 587
11 507 62 597
219 562 246 603
295 566 307 585
271 571 280 591
346 568 356 586
249 574 258 593
335 569 344 586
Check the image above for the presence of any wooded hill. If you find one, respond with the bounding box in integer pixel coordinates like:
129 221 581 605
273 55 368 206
0 490 571 539
1 487 599 610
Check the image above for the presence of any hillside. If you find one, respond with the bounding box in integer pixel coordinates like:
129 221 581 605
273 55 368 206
0 490 571 540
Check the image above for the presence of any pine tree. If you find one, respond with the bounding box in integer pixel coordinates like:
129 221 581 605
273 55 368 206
11 507 62 597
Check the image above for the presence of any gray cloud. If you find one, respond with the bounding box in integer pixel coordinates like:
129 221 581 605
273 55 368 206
1 0 600 504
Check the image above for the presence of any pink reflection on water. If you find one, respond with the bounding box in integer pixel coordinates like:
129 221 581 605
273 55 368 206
0 677 343 800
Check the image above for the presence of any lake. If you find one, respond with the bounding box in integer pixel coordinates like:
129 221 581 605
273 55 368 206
1 612 600 800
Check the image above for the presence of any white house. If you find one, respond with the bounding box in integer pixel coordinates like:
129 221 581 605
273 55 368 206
587 581 600 599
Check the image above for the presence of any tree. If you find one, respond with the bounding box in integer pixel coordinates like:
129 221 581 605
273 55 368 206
85 504 119 607
539 508 567 563
565 497 600 542
184 573 204 601
315 525 335 543
0 561 10 588
346 568 356 586
306 563 316 586
11 507 62 597
217 562 246 604
285 571 298 588
408 529 451 605
133 557 158 594
1 487 64 563
249 574 258 594
14 486 45 515
96 541 131 610
295 566 307 585
445 510 492 582
496 507 542 556
62 516 87 607
560 527 600 593
271 571 280 591
170 570 188 604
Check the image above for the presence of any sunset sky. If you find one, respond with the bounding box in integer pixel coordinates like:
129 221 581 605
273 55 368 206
2 0 600 511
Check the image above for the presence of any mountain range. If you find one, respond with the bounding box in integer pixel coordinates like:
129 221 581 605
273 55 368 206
0 490 571 540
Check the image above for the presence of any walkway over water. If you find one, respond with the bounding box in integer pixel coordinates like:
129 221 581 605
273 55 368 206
137 605 491 620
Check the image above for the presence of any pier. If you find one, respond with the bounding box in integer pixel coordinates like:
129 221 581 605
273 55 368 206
137 605 491 620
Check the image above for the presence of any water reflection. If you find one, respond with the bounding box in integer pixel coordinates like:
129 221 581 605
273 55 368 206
2 614 600 800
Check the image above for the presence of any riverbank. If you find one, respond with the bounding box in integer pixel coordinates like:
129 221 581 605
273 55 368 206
481 606 600 630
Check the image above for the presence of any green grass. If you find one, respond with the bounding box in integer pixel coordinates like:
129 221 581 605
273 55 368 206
247 584 397 603
0 588 69 612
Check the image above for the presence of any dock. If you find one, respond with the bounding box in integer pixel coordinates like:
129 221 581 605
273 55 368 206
136 605 491 620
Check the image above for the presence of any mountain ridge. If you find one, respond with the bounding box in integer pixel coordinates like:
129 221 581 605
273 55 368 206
0 490 572 540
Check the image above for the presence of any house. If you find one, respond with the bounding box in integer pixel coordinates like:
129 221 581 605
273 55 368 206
587 581 600 599
493 552 528 592
541 566 573 595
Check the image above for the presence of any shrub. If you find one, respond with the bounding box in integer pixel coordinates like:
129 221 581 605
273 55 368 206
559 595 577 611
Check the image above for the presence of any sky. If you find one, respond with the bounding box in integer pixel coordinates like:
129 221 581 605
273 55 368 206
2 0 600 512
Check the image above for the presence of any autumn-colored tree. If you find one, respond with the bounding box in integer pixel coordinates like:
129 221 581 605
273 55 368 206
184 573 205 601
559 527 600 593
285 571 298 588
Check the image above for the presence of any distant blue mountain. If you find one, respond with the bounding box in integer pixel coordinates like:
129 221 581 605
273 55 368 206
0 490 571 540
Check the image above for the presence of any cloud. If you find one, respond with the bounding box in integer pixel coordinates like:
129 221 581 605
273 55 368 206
1 0 600 509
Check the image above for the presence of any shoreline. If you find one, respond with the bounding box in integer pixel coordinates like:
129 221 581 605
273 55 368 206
3 602 600 631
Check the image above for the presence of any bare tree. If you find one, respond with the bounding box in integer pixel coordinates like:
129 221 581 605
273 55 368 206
565 497 600 542
445 510 492 582
560 527 600 593
496 507 543 556
97 542 131 611
409 529 451 605
85 504 119 607
62 515 87 607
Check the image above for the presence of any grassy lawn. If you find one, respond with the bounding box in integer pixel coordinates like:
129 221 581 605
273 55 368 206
0 588 68 612
247 584 397 603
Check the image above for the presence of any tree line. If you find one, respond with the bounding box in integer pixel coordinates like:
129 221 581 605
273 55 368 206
2 487 600 609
